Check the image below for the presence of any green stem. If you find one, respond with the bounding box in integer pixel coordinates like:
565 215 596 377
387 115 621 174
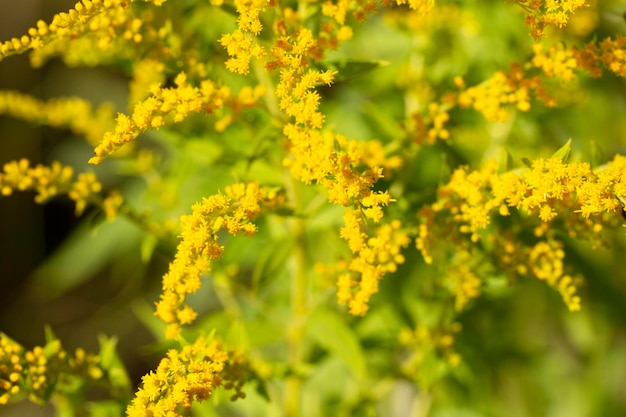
284 179 308 417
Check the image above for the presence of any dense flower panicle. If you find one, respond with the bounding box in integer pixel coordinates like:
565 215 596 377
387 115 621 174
0 0 168 63
416 155 626 310
155 182 283 339
0 333 103 406
510 0 588 39
126 336 249 417
89 73 230 164
337 215 410 315
240 10 406 315
407 36 626 144
0 91 115 147
456 66 537 122
29 3 180 69
218 0 270 75
0 334 23 405
0 159 122 218
528 238 581 311
407 102 451 145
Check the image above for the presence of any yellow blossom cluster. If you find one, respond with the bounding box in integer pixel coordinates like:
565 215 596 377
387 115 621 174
155 182 283 339
0 334 22 405
218 0 269 75
0 0 167 64
29 3 182 69
0 333 103 406
407 102 451 145
406 35 626 143
510 0 588 39
89 73 230 165
337 216 410 315
416 154 626 311
531 37 626 81
0 159 122 219
0 91 115 147
532 42 578 80
398 322 462 381
527 238 581 310
221 5 406 315
126 336 247 416
456 65 540 122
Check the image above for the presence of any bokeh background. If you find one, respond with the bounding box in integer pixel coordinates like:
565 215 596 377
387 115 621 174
1 1 626 416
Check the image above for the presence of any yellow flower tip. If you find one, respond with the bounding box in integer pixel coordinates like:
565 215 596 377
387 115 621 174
88 155 103 165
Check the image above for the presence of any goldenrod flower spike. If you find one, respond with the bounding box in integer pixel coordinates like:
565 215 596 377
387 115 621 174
510 0 588 38
0 91 114 147
154 182 283 339
0 159 122 218
89 74 230 165
126 336 249 417
416 154 626 311
0 0 168 63
0 333 103 406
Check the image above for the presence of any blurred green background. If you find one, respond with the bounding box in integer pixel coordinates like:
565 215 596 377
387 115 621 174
0 1 626 416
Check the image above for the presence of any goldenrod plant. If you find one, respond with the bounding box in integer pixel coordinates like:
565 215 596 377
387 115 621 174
1 0 626 416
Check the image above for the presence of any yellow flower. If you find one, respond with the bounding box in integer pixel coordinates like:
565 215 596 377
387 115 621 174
89 74 230 164
155 183 283 338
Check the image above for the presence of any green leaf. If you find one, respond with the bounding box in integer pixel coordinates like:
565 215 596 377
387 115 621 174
306 307 367 381
590 140 605 168
44 325 58 345
551 138 572 163
505 148 514 172
43 339 62 359
98 335 132 393
140 234 159 264
521 157 532 168
97 335 118 370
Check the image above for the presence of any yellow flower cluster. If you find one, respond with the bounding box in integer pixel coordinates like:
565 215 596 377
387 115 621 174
409 36 626 142
218 0 268 75
407 102 451 145
416 154 626 311
337 216 410 315
398 322 462 380
511 0 588 38
570 36 626 78
532 42 578 80
0 90 114 147
0 333 102 406
0 159 121 218
0 334 22 405
0 0 167 63
221 6 407 315
89 73 230 165
528 238 581 310
29 3 178 69
155 182 283 339
456 65 538 122
126 336 247 416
